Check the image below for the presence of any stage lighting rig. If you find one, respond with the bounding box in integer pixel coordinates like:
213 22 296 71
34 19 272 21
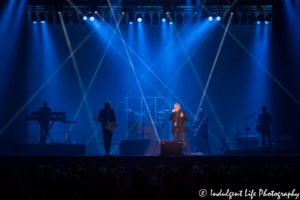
257 13 264 24
137 13 142 22
169 13 175 24
265 13 272 23
176 13 183 24
39 13 46 23
128 13 134 24
88 12 94 21
160 13 166 23
31 12 37 24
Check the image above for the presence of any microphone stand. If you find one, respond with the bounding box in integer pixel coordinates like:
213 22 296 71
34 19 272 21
243 109 260 149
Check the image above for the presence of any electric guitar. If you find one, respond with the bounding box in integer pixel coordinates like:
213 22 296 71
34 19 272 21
256 121 277 133
93 118 117 132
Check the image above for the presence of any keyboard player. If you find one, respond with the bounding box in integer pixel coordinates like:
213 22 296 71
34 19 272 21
39 101 52 144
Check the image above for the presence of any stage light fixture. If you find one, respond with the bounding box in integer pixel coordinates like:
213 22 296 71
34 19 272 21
240 13 248 25
71 12 79 24
39 13 46 23
152 13 159 24
128 13 134 24
63 13 70 24
83 16 87 21
169 13 175 24
257 13 264 24
216 16 221 21
232 13 240 24
265 13 272 22
265 21 269 24
47 13 54 24
208 16 213 21
86 12 94 21
176 13 183 24
144 13 151 24
137 13 142 22
161 13 166 22
31 12 37 23
248 13 256 24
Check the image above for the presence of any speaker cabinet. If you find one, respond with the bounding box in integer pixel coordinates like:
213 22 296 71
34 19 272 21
160 142 182 156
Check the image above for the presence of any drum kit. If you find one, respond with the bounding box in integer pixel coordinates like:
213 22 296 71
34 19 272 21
124 108 170 140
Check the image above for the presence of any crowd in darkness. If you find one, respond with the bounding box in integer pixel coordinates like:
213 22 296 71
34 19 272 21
0 163 300 200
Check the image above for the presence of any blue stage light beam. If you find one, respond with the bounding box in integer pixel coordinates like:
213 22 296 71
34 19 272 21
168 14 226 135
73 14 124 137
0 30 96 135
58 13 97 134
194 14 233 123
112 15 207 111
106 0 161 143
224 29 300 106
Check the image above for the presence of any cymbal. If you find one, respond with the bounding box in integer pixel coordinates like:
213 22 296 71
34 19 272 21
157 111 165 113
124 109 133 112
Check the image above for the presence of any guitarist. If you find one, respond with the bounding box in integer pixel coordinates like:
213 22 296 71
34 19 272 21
98 101 116 156
194 108 211 154
257 106 272 148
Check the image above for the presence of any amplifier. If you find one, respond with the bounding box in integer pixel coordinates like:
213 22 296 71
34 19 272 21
160 142 182 156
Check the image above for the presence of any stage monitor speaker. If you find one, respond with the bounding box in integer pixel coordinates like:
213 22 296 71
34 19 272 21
160 142 182 156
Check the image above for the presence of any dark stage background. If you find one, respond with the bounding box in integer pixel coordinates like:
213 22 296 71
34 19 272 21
0 0 299 155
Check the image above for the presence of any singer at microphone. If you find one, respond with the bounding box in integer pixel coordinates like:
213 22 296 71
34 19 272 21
169 103 189 156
